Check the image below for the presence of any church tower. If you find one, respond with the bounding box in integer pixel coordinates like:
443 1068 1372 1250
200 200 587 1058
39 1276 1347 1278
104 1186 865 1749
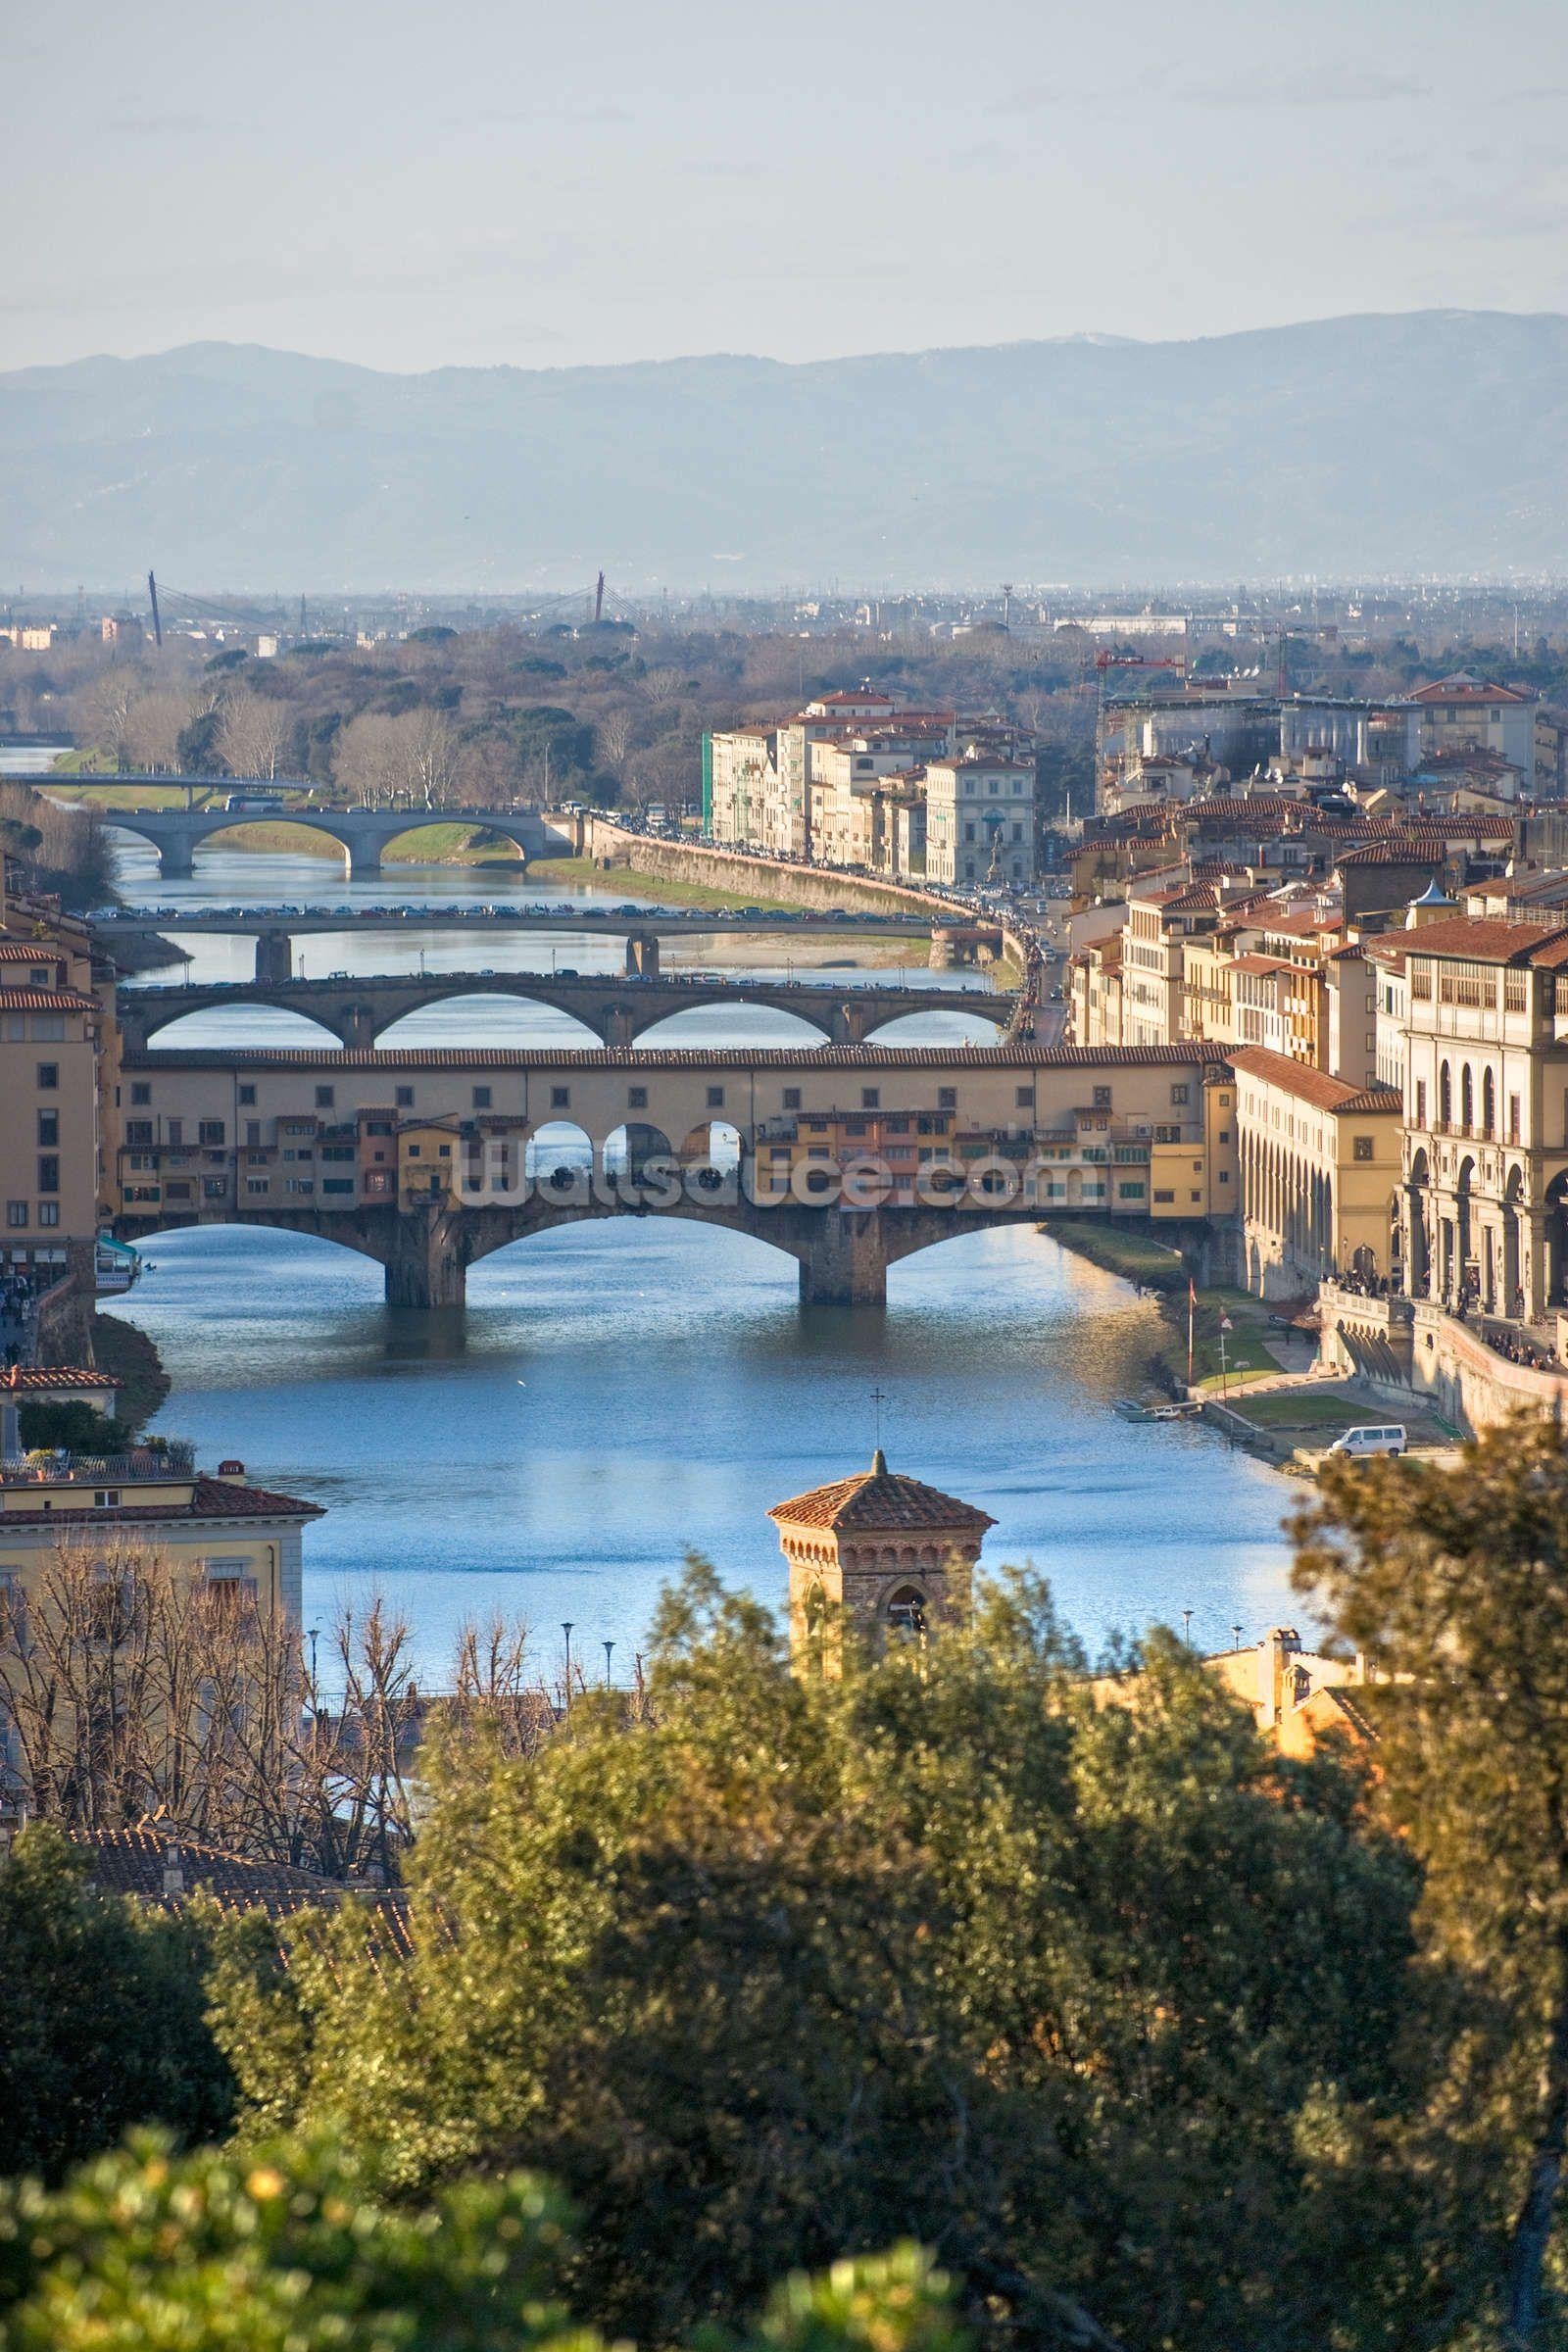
767 1449 995 1676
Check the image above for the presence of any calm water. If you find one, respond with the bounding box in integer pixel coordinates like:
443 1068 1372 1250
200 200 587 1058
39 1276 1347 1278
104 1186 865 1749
102 837 1297 1677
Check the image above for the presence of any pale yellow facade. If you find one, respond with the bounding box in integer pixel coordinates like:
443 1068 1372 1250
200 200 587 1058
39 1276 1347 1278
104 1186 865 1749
1231 1045 1402 1298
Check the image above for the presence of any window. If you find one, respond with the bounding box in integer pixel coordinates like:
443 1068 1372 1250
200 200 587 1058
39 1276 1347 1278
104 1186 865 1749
6 1202 25 1228
1439 1064 1451 1127
1510 1092 1522 1145
472 1086 492 1109
322 1178 354 1194
783 1087 802 1110
315 1085 335 1109
1117 1181 1145 1200
1016 1086 1035 1109
36 1155 58 1194
861 1087 880 1109
198 1120 224 1147
245 1121 262 1146
1415 1079 1427 1128
36 1110 58 1148
707 1086 725 1108
551 1086 570 1109
167 1120 183 1147
938 1087 957 1110
1353 1135 1375 1162
627 1085 648 1109
130 1082 151 1105
1483 1070 1496 1137
1169 1083 1189 1105
35 1062 57 1090
1093 1086 1112 1109
1153 1188 1175 1203
396 1086 415 1107
245 1178 269 1195
38 1201 59 1227
202 1177 226 1200
93 1491 122 1512
238 1084 257 1105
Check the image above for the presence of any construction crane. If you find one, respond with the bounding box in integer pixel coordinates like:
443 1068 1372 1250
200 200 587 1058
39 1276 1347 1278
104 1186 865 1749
147 571 163 649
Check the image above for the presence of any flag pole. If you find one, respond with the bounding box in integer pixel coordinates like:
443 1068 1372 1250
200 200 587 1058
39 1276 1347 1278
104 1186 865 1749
1187 1275 1196 1392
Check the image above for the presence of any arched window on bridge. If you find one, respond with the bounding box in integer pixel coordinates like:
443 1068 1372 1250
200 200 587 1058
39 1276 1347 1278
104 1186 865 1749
678 1120 744 1193
601 1122 677 1196
524 1122 594 1202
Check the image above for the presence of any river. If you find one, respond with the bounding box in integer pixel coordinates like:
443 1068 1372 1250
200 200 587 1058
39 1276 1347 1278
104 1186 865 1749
101 831 1298 1681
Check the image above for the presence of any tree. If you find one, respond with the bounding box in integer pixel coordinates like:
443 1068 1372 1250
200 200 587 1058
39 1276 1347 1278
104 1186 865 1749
0 1827 231 2180
211 1563 1418 2352
215 687 288 781
1294 1415 1568 2348
122 690 195 773
0 2132 965 2352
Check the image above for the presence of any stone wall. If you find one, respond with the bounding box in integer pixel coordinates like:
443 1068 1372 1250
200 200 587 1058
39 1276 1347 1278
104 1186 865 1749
583 819 950 921
1319 1279 1568 1433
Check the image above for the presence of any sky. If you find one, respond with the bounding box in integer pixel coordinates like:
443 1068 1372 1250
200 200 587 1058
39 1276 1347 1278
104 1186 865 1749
5 0 1568 376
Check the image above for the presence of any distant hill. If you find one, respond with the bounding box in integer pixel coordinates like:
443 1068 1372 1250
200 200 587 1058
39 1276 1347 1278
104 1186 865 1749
4 311 1567 592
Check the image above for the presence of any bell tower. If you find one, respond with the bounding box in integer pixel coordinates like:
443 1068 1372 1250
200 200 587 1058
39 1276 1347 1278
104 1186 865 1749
767 1448 995 1676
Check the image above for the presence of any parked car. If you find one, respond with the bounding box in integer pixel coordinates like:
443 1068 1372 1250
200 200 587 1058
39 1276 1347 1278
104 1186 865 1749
1326 1425 1408 1459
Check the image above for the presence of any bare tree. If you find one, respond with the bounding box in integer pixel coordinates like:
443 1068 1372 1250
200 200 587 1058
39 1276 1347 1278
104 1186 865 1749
122 690 199 775
406 709 463 809
332 710 406 808
215 688 288 781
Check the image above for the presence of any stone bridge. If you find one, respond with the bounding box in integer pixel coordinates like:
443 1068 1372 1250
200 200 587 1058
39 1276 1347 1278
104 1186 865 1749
111 1040 1235 1307
115 968 1010 1053
92 795 574 875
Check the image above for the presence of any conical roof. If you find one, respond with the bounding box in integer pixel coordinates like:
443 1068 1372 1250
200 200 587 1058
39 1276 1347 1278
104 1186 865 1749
768 1451 996 1536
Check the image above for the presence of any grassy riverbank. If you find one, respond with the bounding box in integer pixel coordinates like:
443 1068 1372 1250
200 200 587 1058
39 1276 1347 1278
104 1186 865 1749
528 856 827 915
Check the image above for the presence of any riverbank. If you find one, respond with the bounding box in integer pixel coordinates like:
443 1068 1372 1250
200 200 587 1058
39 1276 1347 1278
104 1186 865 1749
90 1310 171 1430
529 855 808 915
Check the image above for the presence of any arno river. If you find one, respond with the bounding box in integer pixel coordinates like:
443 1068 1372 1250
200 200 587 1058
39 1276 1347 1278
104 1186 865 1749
104 835 1296 1684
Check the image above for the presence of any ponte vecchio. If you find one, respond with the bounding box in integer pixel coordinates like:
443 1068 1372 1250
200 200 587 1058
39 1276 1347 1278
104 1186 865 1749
114 1042 1238 1308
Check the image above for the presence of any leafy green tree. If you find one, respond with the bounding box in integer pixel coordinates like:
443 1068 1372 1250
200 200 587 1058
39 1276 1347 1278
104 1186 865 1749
0 1827 232 2180
1295 1416 1568 2348
211 1564 1419 2351
14 1399 125 1453
0 2131 965 2352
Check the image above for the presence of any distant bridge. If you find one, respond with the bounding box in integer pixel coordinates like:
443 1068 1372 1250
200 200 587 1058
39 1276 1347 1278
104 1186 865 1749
115 969 1011 1053
112 1040 1234 1307
88 798 574 876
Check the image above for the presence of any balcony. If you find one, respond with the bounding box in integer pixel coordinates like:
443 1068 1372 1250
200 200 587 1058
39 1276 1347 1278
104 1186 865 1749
0 1440 197 1488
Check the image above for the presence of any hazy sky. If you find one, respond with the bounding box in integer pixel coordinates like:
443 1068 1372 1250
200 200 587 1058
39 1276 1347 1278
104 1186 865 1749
6 0 1567 374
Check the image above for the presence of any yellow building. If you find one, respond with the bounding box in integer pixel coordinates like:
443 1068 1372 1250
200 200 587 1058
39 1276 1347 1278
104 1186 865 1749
0 1443 321 1623
768 1448 994 1675
0 886 109 1307
1231 1045 1402 1298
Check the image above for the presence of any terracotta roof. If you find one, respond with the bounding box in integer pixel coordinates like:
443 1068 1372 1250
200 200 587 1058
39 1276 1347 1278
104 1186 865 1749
1 1364 122 1392
0 1474 322 1528
0 941 71 963
1408 673 1528 704
71 1824 413 1943
768 1452 996 1536
1229 953 1298 977
124 1043 1228 1071
0 987 97 1010
1334 843 1444 869
1229 1046 1401 1116
1399 916 1568 965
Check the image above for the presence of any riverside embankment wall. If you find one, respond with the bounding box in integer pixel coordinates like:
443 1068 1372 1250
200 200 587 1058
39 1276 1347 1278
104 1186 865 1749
1319 1282 1568 1433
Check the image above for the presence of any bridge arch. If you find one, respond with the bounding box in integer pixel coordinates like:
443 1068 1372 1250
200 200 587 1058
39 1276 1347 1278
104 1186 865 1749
372 819 527 866
137 1002 350 1052
196 815 358 865
861 1005 1008 1046
373 989 607 1049
628 999 832 1049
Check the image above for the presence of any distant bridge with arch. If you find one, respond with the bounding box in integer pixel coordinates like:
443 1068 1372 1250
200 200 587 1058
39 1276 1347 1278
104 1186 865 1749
115 968 1014 1054
88 797 574 875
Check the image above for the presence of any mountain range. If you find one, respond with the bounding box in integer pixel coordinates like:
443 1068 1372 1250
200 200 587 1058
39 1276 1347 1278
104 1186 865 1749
4 310 1567 594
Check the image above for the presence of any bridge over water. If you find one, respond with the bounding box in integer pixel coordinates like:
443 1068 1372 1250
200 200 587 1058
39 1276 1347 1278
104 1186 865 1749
115 968 1013 1053
76 791 576 875
114 1042 1234 1307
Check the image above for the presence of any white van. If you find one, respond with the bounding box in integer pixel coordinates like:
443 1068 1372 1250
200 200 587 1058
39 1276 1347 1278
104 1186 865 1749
1326 1425 1407 1459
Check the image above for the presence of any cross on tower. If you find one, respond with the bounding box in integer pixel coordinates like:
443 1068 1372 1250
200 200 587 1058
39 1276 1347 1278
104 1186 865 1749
869 1386 889 1449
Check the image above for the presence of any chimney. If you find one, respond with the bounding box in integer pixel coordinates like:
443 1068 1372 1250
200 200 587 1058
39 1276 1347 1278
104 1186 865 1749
162 1840 185 1899
217 1458 247 1482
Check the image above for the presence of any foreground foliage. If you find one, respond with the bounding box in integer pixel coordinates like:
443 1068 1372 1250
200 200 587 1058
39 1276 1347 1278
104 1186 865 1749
0 1828 230 2183
0 2131 965 2352
211 1566 1423 2350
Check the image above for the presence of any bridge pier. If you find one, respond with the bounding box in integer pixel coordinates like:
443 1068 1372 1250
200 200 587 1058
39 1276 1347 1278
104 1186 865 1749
255 929 294 985
827 1002 871 1047
625 930 661 978
798 1210 889 1309
384 1209 467 1309
159 840 195 878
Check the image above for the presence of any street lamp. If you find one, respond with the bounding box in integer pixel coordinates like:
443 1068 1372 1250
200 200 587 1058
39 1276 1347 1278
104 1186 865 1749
603 1639 615 1687
562 1621 574 1714
308 1624 320 1696
1182 1608 1194 1649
